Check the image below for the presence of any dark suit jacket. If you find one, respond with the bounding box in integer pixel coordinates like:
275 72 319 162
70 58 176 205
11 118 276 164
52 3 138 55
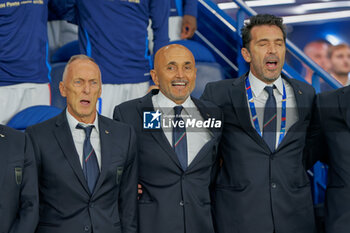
26 112 137 233
201 75 316 233
0 125 38 233
307 86 350 233
113 90 222 233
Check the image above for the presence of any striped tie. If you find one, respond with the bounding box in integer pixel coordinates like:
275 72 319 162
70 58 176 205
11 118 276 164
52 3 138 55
263 86 277 152
76 124 100 193
173 106 188 171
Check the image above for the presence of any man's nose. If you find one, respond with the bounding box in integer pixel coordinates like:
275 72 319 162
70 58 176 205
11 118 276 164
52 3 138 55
268 44 277 54
176 67 184 78
82 83 91 94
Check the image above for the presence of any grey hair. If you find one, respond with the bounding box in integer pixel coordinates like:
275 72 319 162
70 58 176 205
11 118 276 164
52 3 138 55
62 54 100 81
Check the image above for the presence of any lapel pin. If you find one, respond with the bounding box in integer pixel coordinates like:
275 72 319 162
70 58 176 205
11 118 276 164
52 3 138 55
207 113 210 117
298 90 302 95
0 134 5 138
105 130 109 134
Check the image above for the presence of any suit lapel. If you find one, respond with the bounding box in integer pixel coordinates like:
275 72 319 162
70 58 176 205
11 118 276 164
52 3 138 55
230 75 270 152
137 91 183 170
276 76 305 150
339 86 350 128
192 97 220 136
187 98 220 169
54 112 90 194
0 126 8 190
92 116 113 196
287 76 305 123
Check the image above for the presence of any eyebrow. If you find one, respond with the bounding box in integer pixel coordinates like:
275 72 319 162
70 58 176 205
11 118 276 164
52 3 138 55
256 38 284 43
167 61 193 65
73 77 99 81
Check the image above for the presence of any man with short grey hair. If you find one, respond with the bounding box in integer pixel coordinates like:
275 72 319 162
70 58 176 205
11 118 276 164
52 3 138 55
27 54 138 233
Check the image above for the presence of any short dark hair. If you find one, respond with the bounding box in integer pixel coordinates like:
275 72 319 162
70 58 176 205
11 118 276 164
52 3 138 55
241 14 286 50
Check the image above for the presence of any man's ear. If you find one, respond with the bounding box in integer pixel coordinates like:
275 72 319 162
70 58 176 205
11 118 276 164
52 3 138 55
193 67 197 85
98 85 102 98
59 81 67 98
150 69 159 86
241 47 252 63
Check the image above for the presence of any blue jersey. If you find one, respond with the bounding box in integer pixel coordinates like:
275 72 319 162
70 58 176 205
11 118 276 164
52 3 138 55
0 0 50 86
171 0 197 17
55 0 170 84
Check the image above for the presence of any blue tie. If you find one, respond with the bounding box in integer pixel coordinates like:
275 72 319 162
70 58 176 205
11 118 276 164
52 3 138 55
263 86 277 152
76 124 100 193
173 106 188 171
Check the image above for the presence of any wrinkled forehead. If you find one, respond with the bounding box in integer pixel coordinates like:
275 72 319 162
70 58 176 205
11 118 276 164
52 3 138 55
66 59 101 80
70 59 99 70
251 25 284 41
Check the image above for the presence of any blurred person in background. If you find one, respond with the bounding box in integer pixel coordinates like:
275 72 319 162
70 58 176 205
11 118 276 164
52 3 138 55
148 0 197 54
321 43 350 92
0 0 55 124
303 39 331 84
51 0 170 118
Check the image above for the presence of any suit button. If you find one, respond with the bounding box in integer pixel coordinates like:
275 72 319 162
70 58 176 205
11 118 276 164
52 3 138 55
179 201 184 206
84 225 90 232
89 203 94 208
271 183 277 189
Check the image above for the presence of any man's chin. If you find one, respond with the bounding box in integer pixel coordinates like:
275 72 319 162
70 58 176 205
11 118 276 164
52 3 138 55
76 110 95 119
171 95 189 104
263 75 280 83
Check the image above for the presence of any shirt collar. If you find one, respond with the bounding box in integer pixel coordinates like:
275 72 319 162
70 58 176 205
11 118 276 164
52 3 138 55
155 90 195 115
66 109 99 133
248 71 283 97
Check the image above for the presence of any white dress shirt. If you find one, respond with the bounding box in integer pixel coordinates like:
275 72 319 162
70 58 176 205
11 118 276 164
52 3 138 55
152 91 212 165
246 72 298 149
66 110 102 170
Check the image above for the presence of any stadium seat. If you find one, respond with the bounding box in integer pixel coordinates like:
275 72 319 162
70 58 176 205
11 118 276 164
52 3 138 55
51 40 80 63
169 40 216 62
7 105 62 131
310 161 328 205
50 62 67 109
192 62 225 98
